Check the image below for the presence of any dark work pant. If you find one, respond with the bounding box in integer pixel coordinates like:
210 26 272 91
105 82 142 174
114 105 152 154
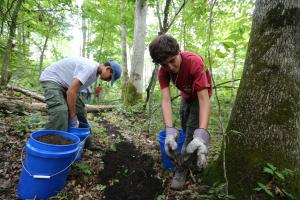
41 81 87 131
180 98 199 151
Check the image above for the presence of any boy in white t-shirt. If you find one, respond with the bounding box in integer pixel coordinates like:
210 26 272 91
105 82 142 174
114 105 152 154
39 57 122 150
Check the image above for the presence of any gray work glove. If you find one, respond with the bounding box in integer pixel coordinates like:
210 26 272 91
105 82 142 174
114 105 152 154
69 115 79 128
186 128 210 169
165 127 179 157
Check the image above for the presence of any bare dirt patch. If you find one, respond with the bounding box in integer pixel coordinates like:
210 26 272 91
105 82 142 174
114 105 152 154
99 141 164 200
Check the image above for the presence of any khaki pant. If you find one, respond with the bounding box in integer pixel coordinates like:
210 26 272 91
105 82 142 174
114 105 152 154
41 81 87 131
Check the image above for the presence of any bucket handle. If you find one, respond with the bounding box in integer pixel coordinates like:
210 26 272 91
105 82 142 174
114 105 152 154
20 138 87 179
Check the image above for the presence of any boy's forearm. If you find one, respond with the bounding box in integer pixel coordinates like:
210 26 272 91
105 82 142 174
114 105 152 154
67 79 82 118
162 99 173 127
67 90 77 118
198 90 210 129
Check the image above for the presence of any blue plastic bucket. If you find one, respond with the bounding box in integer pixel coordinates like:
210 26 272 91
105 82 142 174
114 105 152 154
68 122 91 161
17 130 80 199
158 130 186 169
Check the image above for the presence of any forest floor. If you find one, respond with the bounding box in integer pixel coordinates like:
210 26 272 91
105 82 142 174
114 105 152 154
0 88 223 200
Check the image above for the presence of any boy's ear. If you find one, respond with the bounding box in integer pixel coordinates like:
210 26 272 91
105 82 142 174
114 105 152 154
106 66 112 71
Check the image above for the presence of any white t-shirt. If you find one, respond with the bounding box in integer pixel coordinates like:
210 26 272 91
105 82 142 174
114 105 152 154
40 57 99 90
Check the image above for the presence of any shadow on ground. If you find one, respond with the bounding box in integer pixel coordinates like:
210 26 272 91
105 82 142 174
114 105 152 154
98 141 163 200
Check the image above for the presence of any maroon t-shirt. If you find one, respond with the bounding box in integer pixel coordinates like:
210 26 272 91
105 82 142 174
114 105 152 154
158 52 212 101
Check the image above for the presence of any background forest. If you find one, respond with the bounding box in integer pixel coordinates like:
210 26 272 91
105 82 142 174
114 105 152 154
0 0 299 199
0 0 253 135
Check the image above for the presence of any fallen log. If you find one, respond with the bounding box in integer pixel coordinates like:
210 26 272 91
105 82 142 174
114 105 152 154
5 85 116 113
7 85 45 102
0 98 46 113
0 97 115 113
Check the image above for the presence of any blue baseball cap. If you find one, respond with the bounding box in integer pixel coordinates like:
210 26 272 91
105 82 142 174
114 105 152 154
108 60 122 86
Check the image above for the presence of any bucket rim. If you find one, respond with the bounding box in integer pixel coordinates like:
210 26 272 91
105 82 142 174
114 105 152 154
68 121 91 132
158 129 186 142
79 121 91 129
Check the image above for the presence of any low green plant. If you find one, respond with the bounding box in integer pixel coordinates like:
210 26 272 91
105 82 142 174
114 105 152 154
109 143 117 152
95 184 106 191
74 161 93 175
193 182 235 199
15 112 46 136
51 190 71 200
15 118 28 136
254 163 295 199
26 112 46 131
156 194 166 200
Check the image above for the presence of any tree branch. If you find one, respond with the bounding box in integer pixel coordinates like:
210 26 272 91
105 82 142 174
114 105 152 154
155 0 163 32
166 0 187 32
162 0 171 34
214 78 240 88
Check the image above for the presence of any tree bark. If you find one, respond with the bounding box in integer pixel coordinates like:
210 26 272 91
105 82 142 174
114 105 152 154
0 0 23 86
125 0 148 105
209 1 300 198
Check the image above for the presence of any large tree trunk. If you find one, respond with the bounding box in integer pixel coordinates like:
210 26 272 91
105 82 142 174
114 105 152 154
121 0 129 102
0 0 23 86
124 0 147 105
209 1 300 199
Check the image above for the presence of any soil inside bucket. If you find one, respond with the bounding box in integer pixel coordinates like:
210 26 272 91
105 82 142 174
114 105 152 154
35 134 75 145
98 141 163 200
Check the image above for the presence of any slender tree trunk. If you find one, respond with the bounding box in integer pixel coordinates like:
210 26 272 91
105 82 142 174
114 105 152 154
39 35 49 76
121 0 129 102
87 19 91 58
82 15 87 57
98 27 106 59
0 0 15 36
16 25 24 78
125 0 147 105
0 0 23 86
208 1 300 199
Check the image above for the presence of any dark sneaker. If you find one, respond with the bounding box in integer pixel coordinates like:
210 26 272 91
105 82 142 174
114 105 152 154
170 168 188 190
84 136 103 151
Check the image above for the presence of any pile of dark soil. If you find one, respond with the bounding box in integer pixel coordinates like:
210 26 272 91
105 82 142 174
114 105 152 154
35 134 75 145
99 141 163 200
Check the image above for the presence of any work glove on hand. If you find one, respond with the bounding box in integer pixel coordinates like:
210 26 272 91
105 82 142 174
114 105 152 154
186 128 210 170
165 127 179 157
69 115 79 128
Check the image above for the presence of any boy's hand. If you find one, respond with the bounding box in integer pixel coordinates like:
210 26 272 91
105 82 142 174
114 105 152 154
165 127 179 157
186 128 210 169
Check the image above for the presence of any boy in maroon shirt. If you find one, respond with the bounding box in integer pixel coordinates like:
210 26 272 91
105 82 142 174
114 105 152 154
149 34 212 190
